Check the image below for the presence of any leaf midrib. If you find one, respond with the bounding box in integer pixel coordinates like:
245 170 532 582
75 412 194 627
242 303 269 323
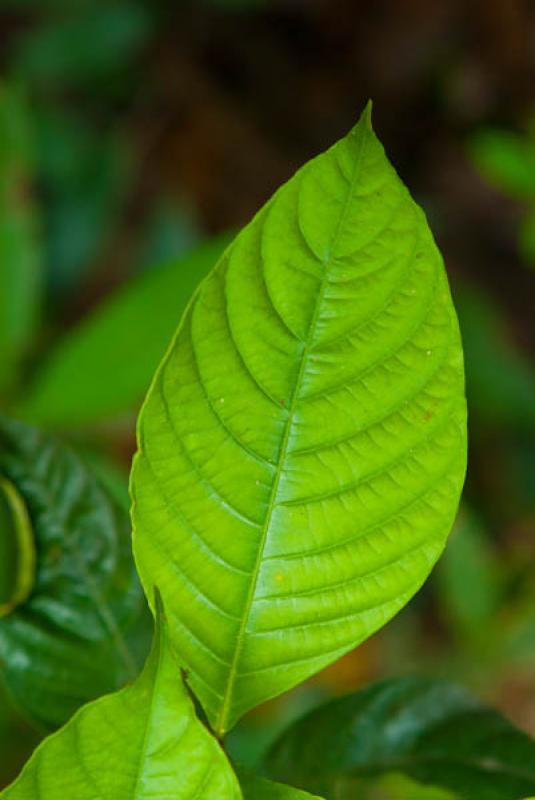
215 128 369 735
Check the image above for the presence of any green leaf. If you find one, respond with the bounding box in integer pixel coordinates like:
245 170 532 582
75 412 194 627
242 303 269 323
0 476 35 617
0 84 42 395
0 416 151 728
131 104 467 734
238 769 324 799
21 236 230 427
265 677 535 800
355 772 458 799
0 597 242 799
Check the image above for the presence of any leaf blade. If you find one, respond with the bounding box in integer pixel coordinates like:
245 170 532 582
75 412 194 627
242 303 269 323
265 677 535 800
132 106 467 733
0 600 241 800
0 417 151 728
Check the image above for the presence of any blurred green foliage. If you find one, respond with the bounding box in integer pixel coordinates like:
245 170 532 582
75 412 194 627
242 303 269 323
469 124 535 265
0 84 41 397
20 234 231 427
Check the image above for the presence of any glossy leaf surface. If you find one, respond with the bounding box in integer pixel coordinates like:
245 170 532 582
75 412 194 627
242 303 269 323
266 677 535 800
0 417 151 728
238 770 323 799
1 601 241 800
132 106 467 734
21 236 230 428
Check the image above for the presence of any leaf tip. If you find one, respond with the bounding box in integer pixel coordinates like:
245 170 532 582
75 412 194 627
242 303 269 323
362 98 374 127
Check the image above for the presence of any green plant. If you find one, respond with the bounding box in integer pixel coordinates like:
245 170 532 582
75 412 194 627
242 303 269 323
1 105 533 800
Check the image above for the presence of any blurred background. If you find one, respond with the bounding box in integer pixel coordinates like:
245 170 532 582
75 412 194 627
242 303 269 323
0 0 534 788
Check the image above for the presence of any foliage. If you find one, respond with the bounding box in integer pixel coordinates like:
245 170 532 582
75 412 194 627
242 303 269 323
0 106 472 798
131 104 466 734
0 104 533 800
1 597 241 800
0 416 151 729
265 676 535 800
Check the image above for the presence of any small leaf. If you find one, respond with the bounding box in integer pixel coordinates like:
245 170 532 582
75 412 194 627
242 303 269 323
132 105 467 733
0 476 35 617
265 677 535 800
0 597 241 799
238 769 324 799
21 236 230 427
0 416 151 728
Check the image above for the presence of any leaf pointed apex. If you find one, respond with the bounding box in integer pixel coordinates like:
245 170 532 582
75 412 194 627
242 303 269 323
347 99 377 151
362 98 374 127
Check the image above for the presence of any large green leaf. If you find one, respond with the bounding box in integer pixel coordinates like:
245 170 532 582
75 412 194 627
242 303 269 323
21 236 230 428
0 417 151 728
131 105 467 734
0 84 41 395
0 599 241 799
265 677 535 800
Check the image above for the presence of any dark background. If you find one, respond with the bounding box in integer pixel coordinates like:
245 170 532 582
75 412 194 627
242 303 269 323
0 0 534 785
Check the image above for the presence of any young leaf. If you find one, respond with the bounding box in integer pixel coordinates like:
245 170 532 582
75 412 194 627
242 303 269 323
20 236 230 428
265 677 535 800
0 416 151 728
131 105 467 734
0 598 241 800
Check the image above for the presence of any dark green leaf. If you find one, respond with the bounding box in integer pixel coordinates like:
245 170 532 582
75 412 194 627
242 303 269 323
0 416 151 729
266 677 535 800
238 769 323 799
